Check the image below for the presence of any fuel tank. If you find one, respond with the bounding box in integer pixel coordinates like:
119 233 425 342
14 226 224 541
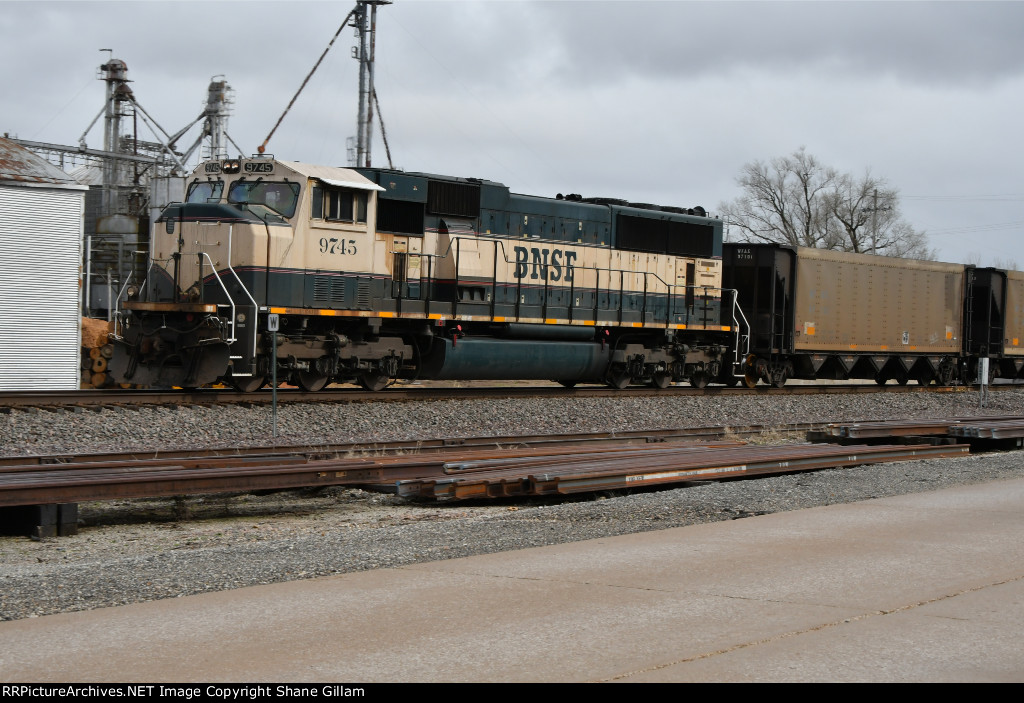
418 337 611 381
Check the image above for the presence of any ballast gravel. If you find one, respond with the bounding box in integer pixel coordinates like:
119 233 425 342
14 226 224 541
2 386 1024 622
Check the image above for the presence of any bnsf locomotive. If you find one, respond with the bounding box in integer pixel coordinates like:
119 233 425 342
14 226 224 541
110 155 740 390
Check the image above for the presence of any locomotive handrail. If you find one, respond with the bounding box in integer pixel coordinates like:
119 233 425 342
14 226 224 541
407 233 733 332
726 290 751 371
432 234 679 290
481 235 685 298
225 224 259 360
114 271 133 307
111 272 135 333
112 260 163 337
198 252 237 346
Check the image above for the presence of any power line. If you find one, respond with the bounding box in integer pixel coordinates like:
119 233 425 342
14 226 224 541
904 194 1024 202
924 221 1024 236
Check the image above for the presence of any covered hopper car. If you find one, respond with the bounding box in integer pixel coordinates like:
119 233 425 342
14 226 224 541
723 243 1024 387
110 155 741 390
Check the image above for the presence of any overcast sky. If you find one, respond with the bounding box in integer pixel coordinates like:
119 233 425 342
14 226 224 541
3 0 1022 266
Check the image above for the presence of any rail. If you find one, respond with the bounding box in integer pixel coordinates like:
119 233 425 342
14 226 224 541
0 381 990 410
0 435 969 510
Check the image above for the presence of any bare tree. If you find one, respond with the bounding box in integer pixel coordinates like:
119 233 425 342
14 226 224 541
721 147 838 248
827 171 934 259
720 148 934 259
881 220 935 260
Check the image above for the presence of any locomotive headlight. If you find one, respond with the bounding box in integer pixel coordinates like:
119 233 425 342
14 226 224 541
237 313 246 323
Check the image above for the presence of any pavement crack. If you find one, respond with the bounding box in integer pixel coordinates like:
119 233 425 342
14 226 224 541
402 565 678 592
599 572 1024 681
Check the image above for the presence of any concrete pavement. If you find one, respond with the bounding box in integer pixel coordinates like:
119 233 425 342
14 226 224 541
2 478 1022 682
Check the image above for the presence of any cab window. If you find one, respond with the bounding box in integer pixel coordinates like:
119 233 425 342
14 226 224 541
186 181 224 203
228 181 300 218
311 185 367 224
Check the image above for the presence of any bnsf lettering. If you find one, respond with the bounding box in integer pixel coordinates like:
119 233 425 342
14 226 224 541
513 246 577 282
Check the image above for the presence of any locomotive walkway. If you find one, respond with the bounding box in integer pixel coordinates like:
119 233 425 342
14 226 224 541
2 477 1021 682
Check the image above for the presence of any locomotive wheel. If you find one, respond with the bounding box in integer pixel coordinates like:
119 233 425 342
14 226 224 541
296 371 329 392
556 380 578 388
229 373 266 393
650 372 672 389
359 371 390 391
606 372 631 389
743 372 758 389
689 372 708 389
722 375 740 387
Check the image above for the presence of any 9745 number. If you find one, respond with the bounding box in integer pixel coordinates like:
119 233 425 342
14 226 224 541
319 238 358 255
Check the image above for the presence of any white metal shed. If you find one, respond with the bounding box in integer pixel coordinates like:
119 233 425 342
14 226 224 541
0 137 87 390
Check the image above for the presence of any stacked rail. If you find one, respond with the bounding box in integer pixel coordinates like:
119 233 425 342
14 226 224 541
0 440 967 507
948 418 1024 439
821 416 1024 442
391 443 967 499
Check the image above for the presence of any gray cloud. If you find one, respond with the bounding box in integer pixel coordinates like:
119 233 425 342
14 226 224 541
523 2 1024 86
2 1 1022 266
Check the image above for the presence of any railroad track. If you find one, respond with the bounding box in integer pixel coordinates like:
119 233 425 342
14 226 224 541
0 380 994 409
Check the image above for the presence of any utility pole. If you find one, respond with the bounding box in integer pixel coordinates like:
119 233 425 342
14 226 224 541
866 188 893 252
352 1 390 168
871 188 878 249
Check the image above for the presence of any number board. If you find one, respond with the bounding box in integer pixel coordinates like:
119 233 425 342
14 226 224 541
244 161 274 174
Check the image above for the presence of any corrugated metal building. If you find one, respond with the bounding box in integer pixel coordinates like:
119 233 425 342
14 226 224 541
0 137 87 390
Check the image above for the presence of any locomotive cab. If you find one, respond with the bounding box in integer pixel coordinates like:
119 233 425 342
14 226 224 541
111 156 393 389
